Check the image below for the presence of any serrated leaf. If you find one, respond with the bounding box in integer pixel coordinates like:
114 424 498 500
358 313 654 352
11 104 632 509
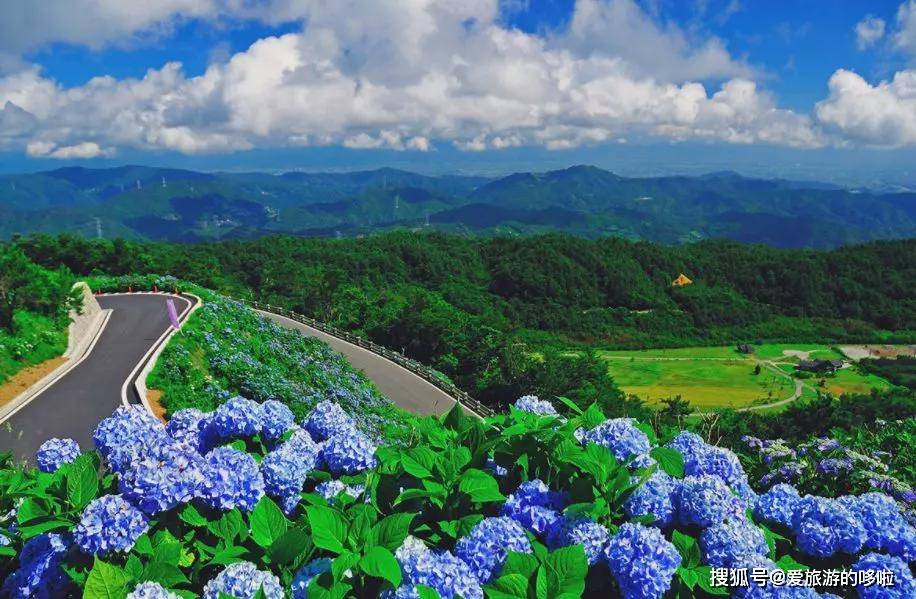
649 447 685 478
142 562 189 588
83 558 131 599
268 528 311 566
485 573 530 599
67 453 100 511
333 551 361 579
179 504 208 527
367 512 414 551
359 546 402 587
543 545 588 598
457 469 504 503
694 566 730 596
250 496 290 548
671 530 701 568
306 506 348 554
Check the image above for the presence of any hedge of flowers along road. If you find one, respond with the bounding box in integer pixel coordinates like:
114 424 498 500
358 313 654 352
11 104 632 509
1 391 914 599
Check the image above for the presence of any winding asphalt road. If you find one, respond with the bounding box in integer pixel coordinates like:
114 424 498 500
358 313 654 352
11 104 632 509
0 294 193 464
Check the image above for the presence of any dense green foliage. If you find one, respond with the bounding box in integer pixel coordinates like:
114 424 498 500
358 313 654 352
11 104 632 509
858 356 916 392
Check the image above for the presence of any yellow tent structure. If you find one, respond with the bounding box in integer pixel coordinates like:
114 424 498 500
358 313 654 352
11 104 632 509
671 273 693 287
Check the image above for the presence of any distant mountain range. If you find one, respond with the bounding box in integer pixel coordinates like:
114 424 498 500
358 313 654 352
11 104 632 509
1 164 914 248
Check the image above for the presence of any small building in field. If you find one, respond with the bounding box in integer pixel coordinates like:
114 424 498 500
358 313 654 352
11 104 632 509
736 343 754 354
671 273 693 287
796 359 844 374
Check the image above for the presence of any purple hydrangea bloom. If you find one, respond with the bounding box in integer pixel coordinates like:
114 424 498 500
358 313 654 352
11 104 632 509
839 493 916 561
455 517 533 583
673 475 745 528
211 396 263 439
582 418 652 463
202 561 284 599
302 400 355 441
321 428 377 474
261 429 320 511
201 447 265 512
93 406 169 473
754 483 801 528
74 495 149 556
853 553 915 599
605 523 681 599
35 438 80 473
699 519 768 567
118 442 205 515
394 536 484 599
1 533 70 599
512 395 560 417
501 479 567 536
791 496 867 558
624 471 678 528
126 581 180 599
260 400 295 442
817 458 853 476
291 558 332 598
546 516 610 565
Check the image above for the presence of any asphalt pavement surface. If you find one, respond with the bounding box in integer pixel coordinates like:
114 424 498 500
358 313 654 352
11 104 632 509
0 294 192 464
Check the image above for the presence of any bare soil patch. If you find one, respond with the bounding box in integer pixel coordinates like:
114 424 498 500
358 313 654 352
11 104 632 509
0 357 68 408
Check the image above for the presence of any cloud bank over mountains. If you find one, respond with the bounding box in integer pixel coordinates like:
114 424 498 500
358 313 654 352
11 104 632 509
1 0 915 158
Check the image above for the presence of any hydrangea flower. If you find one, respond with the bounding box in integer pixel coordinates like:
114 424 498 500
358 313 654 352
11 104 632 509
730 555 818 599
118 442 205 515
699 519 768 567
853 553 915 599
817 458 853 476
501 479 567 535
394 536 484 599
315 480 364 503
485 458 508 477
839 493 916 561
93 406 170 472
605 523 681 599
126 581 180 599
546 516 610 565
35 438 81 473
455 517 533 583
512 395 560 417
790 496 866 558
673 475 745 528
303 400 356 441
260 400 295 442
74 495 149 556
1 533 70 599
261 429 320 511
582 418 652 463
624 471 677 528
211 396 263 439
321 428 377 474
667 431 751 498
291 558 332 598
754 483 801 528
200 447 265 512
165 408 211 453
202 561 284 599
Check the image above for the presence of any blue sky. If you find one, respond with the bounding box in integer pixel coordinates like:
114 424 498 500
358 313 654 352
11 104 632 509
2 1 916 185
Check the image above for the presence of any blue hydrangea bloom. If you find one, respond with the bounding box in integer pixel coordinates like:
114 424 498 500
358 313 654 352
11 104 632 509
93 406 169 472
165 408 210 453
260 400 295 442
315 480 364 503
486 458 508 477
546 516 610 565
791 496 867 558
754 483 801 528
202 561 284 599
303 400 355 441
624 471 677 528
1 533 70 599
673 475 745 528
35 438 80 473
699 519 768 567
512 395 560 417
126 581 180 599
853 552 915 599
211 396 263 439
261 429 320 510
118 442 205 515
395 536 484 599
321 428 377 474
290 558 332 598
605 523 681 599
839 493 916 561
74 495 149 555
501 479 567 536
730 555 818 599
455 517 533 583
582 418 652 462
201 447 265 512
667 431 751 498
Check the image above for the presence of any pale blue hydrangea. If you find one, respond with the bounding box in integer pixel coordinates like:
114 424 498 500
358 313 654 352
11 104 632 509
501 479 567 536
546 516 610 565
699 519 768 567
321 428 377 474
838 493 916 561
485 458 508 477
791 496 867 558
605 523 681 599
261 429 320 511
201 447 265 512
211 396 263 439
290 558 332 598
0 533 70 599
673 475 745 528
260 400 295 442
35 438 80 473
512 395 560 417
853 552 915 599
582 418 652 463
303 400 355 441
74 495 148 556
753 483 801 528
315 480 364 503
93 406 169 473
202 561 284 599
394 536 484 599
455 517 533 583
624 471 678 528
118 442 205 515
126 581 180 599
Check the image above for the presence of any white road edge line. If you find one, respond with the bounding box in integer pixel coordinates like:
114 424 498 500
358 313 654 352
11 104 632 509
0 309 113 426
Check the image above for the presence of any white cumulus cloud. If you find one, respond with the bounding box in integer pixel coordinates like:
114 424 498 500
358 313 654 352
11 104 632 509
855 15 886 50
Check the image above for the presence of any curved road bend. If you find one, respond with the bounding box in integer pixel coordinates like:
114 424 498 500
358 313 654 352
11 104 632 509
0 294 193 464
258 311 460 417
